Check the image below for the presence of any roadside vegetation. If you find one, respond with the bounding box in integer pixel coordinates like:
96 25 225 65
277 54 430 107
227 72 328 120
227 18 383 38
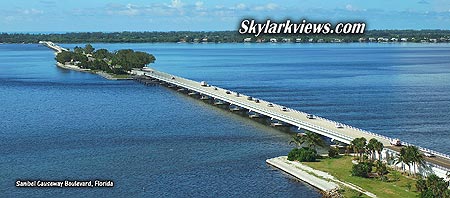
287 134 450 198
55 44 155 75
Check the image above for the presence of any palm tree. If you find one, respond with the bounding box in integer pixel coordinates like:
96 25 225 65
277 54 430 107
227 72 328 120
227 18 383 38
367 138 378 161
373 140 384 161
289 132 325 150
289 135 303 148
351 137 367 162
395 147 409 173
406 146 425 176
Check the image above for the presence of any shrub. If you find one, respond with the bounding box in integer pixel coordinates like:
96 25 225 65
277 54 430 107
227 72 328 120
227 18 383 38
416 174 450 198
351 162 373 178
328 147 339 158
287 147 317 162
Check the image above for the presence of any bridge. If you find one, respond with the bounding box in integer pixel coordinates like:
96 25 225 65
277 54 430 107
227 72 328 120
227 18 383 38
39 41 69 53
38 41 450 179
132 67 450 177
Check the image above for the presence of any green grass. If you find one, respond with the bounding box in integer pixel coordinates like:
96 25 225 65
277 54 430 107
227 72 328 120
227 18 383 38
303 156 418 198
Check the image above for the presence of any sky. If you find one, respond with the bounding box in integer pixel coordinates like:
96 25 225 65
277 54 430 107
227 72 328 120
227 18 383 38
1 0 450 32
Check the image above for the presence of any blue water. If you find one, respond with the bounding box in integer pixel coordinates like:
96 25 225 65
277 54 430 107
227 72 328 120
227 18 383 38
1 43 450 197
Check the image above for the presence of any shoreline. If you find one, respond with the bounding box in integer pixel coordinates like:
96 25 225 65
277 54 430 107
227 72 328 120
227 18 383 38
56 62 133 80
267 156 377 197
266 156 339 193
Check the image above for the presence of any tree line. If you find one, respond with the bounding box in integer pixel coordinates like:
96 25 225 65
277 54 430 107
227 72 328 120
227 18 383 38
55 44 155 74
1 30 450 43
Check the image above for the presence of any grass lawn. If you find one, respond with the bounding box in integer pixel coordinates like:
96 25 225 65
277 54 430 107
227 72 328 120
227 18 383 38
303 156 418 198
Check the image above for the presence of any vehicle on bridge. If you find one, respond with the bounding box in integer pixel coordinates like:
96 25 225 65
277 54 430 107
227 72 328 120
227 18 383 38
390 138 402 146
306 114 315 119
267 103 273 107
281 107 288 111
335 123 344 128
200 81 208 86
424 152 435 157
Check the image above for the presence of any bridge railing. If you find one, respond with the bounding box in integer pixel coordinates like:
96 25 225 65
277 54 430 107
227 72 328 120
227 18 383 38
144 69 450 161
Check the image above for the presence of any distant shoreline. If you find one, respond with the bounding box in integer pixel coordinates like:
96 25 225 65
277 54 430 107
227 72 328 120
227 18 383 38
2 30 450 44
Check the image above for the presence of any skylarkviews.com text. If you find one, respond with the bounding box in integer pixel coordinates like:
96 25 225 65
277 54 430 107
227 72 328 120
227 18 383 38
239 19 366 37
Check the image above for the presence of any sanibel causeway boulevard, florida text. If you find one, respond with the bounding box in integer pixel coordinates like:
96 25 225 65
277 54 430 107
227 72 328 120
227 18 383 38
16 180 114 188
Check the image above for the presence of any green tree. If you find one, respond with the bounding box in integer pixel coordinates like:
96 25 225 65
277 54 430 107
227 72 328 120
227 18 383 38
395 147 410 174
366 138 377 160
374 160 388 180
92 49 112 60
111 49 155 72
84 44 95 54
416 174 450 198
289 135 303 148
290 132 325 150
328 146 339 158
351 137 367 162
351 162 372 178
287 147 317 162
373 140 384 161
74 46 84 54
406 146 425 176
55 51 73 63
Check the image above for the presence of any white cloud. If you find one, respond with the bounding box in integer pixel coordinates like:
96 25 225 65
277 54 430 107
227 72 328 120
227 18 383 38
346 4 354 11
266 3 278 10
170 0 183 9
236 3 246 10
195 1 205 11
22 8 44 15
105 1 282 18
254 3 279 11
344 4 366 12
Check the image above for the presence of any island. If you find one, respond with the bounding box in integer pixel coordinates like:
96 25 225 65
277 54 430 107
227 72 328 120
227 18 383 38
55 44 155 80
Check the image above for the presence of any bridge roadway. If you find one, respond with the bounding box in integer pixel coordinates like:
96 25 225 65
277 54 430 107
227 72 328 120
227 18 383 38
39 41 69 53
136 67 450 171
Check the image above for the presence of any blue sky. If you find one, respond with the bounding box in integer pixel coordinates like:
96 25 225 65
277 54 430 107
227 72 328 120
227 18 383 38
1 0 450 32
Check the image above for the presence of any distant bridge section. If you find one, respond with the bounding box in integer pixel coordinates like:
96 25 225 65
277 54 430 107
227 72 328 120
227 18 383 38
39 41 69 53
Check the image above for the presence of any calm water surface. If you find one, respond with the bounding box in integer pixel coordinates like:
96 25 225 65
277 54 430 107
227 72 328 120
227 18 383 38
1 43 450 197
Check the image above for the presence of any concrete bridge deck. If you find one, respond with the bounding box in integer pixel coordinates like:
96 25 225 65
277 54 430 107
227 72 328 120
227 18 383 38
39 41 69 53
134 67 450 171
